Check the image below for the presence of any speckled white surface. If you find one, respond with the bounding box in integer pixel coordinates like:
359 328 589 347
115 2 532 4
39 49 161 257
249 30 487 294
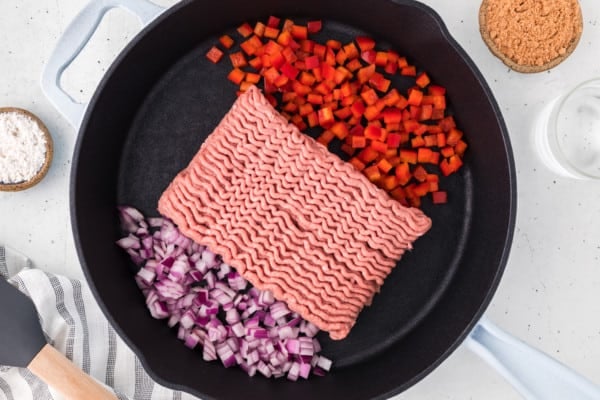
1 1 599 399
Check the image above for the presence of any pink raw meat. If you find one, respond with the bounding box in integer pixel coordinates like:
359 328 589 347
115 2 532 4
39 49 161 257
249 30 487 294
158 85 432 340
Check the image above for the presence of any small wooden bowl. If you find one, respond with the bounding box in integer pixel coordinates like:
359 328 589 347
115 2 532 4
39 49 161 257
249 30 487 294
0 108 53 192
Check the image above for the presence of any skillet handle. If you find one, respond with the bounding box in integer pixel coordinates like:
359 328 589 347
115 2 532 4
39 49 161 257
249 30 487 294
466 317 600 399
41 0 165 128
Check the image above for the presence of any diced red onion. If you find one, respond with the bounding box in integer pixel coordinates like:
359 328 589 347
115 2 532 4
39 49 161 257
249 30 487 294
117 206 331 380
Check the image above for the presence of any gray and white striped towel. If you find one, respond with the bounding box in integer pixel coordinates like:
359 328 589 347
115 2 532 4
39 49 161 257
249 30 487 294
0 245 199 400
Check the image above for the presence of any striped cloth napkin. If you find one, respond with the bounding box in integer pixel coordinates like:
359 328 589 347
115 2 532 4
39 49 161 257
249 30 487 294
0 245 199 400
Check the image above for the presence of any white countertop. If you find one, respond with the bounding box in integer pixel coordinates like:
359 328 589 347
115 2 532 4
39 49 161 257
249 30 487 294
1 0 599 399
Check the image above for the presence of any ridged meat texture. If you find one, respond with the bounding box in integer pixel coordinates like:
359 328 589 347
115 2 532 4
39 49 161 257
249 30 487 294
158 85 432 340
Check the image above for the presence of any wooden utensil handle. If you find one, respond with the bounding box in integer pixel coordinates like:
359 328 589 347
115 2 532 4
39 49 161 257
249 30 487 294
28 344 117 400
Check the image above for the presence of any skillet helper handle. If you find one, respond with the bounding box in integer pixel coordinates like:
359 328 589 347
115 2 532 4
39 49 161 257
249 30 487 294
466 317 600 400
28 344 117 400
41 0 165 128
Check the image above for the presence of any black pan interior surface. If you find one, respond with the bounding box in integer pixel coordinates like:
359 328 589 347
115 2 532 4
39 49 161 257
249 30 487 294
71 1 516 399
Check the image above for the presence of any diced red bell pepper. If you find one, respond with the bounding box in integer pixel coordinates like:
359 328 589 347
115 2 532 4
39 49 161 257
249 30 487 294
415 72 430 88
206 46 224 63
280 62 300 79
307 20 322 33
253 22 266 37
407 89 423 106
374 51 388 67
360 88 379 105
417 147 433 163
318 107 335 127
384 60 398 74
219 35 235 49
419 104 433 121
291 25 308 40
390 188 408 206
245 72 261 84
428 85 446 96
364 165 381 182
229 51 247 68
454 140 468 156
413 182 430 197
351 135 367 148
267 15 281 28
304 55 320 69
307 93 324 104
431 108 445 120
227 68 246 85
380 175 399 191
313 43 327 59
386 133 402 148
277 30 293 46
413 165 428 182
370 140 388 153
377 158 393 174
343 42 360 59
423 134 438 147
264 26 280 39
351 99 366 118
382 108 402 124
369 73 391 92
439 116 456 132
306 111 319 127
364 124 383 141
399 149 417 164
237 22 254 37
446 128 463 146
432 191 448 204
357 64 376 84
349 157 366 171
358 147 379 163
317 130 335 145
346 58 362 71
400 66 416 76
341 143 355 155
361 50 376 64
395 163 411 185
330 122 349 139
355 36 376 51
326 39 342 50
334 106 352 119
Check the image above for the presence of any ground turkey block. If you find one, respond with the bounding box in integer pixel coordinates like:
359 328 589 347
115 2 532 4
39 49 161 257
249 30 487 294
158 85 432 340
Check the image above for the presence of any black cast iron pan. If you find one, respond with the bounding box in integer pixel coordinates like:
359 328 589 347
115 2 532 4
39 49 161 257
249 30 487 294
58 0 516 398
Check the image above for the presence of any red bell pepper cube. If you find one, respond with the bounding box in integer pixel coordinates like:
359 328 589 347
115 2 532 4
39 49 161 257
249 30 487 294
361 50 376 64
219 35 235 49
206 46 224 63
415 72 430 88
318 107 334 127
349 157 366 171
237 22 254 37
267 15 281 28
307 20 322 33
432 191 448 204
343 42 360 59
355 36 376 51
227 68 246 85
253 22 266 37
291 25 308 40
229 52 247 68
364 165 381 182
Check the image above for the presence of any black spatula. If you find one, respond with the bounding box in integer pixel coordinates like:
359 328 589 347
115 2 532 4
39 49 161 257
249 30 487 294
0 277 116 399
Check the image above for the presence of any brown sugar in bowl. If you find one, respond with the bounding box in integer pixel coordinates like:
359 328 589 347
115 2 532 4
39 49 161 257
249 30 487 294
0 108 53 192
479 0 583 73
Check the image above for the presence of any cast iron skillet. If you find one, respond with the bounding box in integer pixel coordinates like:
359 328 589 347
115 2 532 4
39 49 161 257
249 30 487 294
71 0 516 398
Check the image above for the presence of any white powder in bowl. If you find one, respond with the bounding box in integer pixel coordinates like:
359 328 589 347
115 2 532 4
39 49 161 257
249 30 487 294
0 111 48 184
